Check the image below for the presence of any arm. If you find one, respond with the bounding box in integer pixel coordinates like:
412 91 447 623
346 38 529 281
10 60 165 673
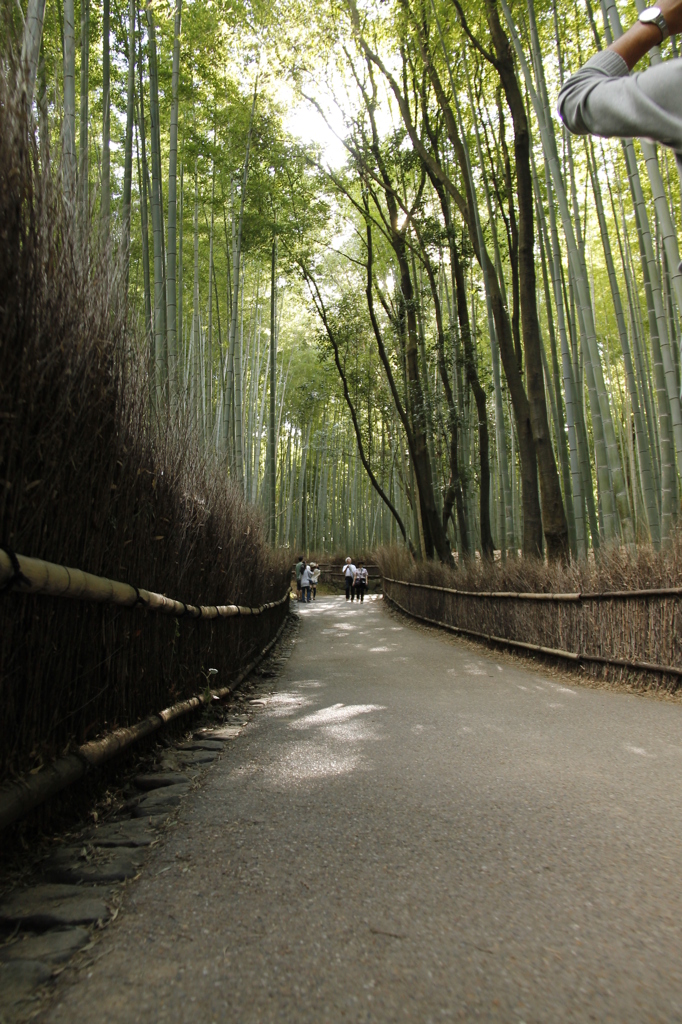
558 0 682 155
610 1 682 69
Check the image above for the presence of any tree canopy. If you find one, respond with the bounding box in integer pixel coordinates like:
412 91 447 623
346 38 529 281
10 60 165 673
15 0 682 560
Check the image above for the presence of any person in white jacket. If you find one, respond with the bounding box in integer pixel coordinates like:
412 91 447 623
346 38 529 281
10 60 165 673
300 562 313 604
309 563 321 601
342 557 356 602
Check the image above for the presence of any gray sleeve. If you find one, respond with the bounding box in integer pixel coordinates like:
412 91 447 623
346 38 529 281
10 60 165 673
558 51 682 156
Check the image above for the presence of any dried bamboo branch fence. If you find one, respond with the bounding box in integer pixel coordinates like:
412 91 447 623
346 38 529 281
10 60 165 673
1 547 290 787
0 548 292 829
383 576 682 686
0 549 290 619
0 609 290 832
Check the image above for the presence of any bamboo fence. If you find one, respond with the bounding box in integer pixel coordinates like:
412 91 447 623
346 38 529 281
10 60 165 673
0 608 291 832
383 576 682 684
1 547 291 784
0 549 290 619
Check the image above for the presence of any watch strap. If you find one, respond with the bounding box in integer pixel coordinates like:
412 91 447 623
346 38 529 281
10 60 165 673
639 6 670 41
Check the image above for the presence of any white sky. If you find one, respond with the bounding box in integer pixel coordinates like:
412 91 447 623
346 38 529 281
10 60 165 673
279 51 401 171
285 96 349 169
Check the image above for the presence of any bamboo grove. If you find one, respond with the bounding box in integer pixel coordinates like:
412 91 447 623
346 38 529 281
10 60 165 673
12 0 682 562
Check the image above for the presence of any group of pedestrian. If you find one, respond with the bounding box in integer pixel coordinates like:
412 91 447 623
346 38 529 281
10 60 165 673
294 556 370 604
295 557 320 603
342 557 369 603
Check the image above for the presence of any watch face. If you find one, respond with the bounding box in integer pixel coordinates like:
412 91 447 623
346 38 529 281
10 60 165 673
640 6 662 21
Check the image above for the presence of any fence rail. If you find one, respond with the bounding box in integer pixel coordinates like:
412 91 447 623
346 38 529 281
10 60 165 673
383 576 682 682
0 611 290 831
1 546 291 790
0 547 292 827
0 547 290 618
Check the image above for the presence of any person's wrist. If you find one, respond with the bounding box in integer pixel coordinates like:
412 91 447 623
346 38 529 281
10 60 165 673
638 5 669 41
635 17 666 45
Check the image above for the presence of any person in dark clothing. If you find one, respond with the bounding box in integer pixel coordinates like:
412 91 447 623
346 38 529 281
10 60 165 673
295 555 304 602
354 561 368 603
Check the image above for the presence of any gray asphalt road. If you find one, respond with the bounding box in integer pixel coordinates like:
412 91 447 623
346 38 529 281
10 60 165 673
42 595 682 1023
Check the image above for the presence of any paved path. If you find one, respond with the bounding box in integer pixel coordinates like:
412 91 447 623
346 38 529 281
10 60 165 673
42 596 682 1023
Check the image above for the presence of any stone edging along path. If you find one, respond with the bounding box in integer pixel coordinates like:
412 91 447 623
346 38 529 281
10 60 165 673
0 615 299 1021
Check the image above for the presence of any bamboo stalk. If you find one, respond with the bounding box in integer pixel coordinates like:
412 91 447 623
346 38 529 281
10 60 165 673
78 0 89 219
165 0 182 393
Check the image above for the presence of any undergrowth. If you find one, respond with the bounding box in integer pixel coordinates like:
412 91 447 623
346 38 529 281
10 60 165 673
375 536 682 594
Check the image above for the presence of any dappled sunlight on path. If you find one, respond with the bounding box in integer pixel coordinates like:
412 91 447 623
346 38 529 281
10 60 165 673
42 595 682 1024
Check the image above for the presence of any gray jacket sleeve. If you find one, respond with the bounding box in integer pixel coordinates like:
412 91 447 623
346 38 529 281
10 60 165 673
557 50 682 159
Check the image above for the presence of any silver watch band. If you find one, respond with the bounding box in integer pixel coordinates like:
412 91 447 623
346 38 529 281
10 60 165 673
638 6 670 41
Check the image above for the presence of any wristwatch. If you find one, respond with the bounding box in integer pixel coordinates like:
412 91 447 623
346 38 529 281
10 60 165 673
638 6 670 41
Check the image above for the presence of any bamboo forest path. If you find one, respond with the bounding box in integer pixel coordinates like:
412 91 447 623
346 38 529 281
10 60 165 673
35 596 682 1022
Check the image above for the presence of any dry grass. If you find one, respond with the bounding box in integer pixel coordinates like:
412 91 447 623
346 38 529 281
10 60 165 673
377 542 682 693
0 57 288 782
375 537 682 594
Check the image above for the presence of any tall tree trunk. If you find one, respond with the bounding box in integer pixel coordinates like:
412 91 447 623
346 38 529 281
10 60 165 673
478 0 569 560
178 162 183 376
122 0 135 272
457 74 513 556
207 162 215 428
267 236 278 543
79 0 89 219
587 142 662 547
235 264 245 486
226 85 257 485
450 236 493 559
166 0 182 394
135 93 152 353
62 0 76 199
502 0 635 545
192 161 201 436
21 0 47 107
420 239 469 556
145 4 168 405
532 166 577 554
37 35 48 167
101 0 110 236
389 19 543 557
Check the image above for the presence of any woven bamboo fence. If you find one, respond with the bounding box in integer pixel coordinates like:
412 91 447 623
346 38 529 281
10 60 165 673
1 549 290 783
383 576 682 686
0 549 290 619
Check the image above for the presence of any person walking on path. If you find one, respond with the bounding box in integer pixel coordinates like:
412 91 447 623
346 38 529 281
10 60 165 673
295 555 305 602
300 561 313 604
558 0 682 184
309 563 320 601
343 557 356 602
354 562 368 603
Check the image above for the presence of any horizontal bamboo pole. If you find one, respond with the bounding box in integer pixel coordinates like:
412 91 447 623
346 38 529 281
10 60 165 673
319 572 381 579
0 609 291 831
316 564 380 570
383 576 682 602
383 588 682 678
0 549 290 618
